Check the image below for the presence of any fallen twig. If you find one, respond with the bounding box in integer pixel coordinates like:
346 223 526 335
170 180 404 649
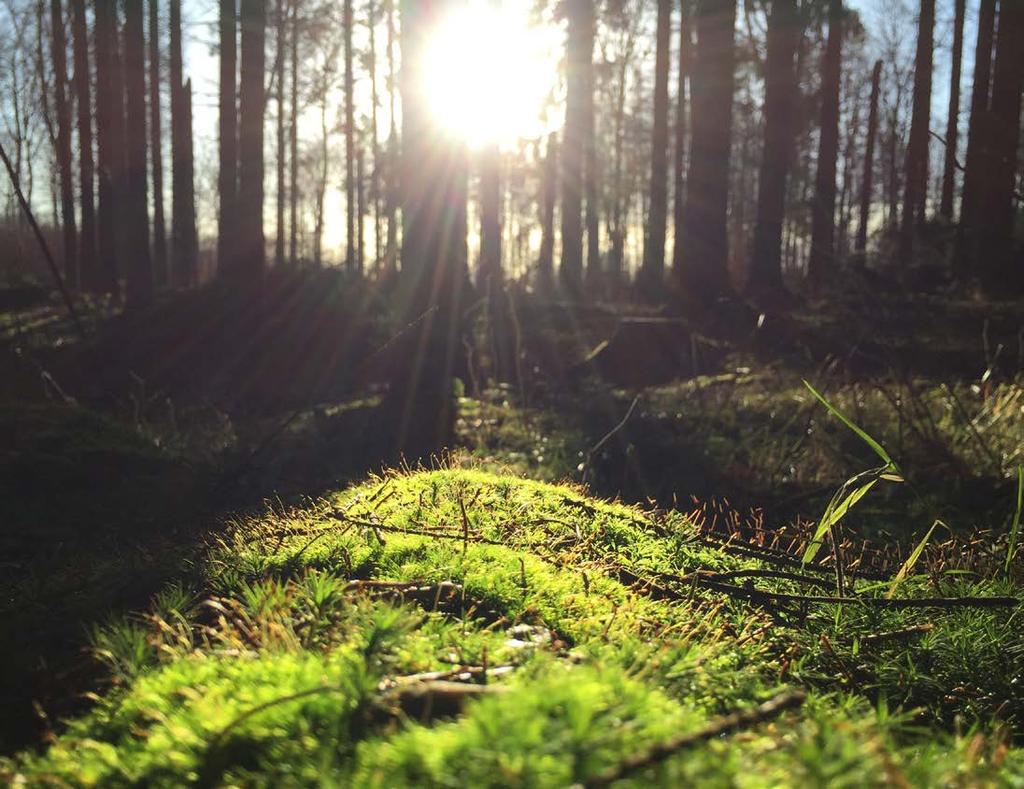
582 690 806 788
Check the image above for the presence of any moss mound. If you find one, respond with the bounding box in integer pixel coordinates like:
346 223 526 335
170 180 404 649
5 468 1023 786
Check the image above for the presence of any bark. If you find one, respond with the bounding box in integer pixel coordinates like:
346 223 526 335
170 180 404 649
385 0 469 459
357 131 365 271
898 0 934 267
670 2 689 287
976 0 1024 293
289 0 298 265
680 0 736 300
639 0 671 296
123 0 153 305
344 0 356 272
856 59 882 255
238 0 266 274
955 0 996 280
94 0 125 294
49 0 78 288
537 132 557 283
479 144 513 383
806 0 842 290
70 0 96 290
560 0 594 294
170 0 198 285
218 0 238 276
748 0 799 300
148 0 168 286
274 0 285 266
368 0 381 270
384 0 398 270
939 0 965 220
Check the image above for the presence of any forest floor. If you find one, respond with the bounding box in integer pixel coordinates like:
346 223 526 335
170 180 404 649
1 270 1023 784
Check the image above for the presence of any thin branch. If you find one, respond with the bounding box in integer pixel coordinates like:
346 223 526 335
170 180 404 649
583 690 807 788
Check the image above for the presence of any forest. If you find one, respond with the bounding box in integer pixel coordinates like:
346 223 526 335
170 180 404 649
1 0 1023 784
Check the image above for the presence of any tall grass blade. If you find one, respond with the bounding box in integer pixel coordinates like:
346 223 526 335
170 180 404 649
803 380 902 476
802 469 880 565
1005 466 1023 575
886 519 942 598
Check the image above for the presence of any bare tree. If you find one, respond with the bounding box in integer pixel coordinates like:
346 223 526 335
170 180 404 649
170 0 197 285
274 0 285 266
94 0 125 294
343 0 355 272
671 0 690 288
218 0 238 275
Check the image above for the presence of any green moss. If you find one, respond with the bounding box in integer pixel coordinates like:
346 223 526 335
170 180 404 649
5 468 1023 786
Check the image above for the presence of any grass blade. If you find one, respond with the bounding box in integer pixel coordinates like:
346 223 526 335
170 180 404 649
1005 467 1023 575
886 519 942 598
803 380 902 476
802 471 880 565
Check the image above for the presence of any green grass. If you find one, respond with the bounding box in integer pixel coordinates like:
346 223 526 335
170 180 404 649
5 467 1022 786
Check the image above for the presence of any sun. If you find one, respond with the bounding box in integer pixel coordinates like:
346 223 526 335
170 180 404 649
419 1 559 149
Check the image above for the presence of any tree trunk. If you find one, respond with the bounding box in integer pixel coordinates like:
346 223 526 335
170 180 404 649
170 0 198 285
124 0 153 305
344 0 356 272
748 0 799 301
238 0 266 274
955 0 996 281
639 0 671 297
384 0 469 458
559 0 593 295
148 0 168 287
670 2 689 289
357 131 365 272
71 0 97 290
274 0 285 266
368 0 381 271
939 0 965 220
680 0 736 301
384 0 398 271
977 0 1024 294
806 0 842 290
537 132 557 284
217 0 238 276
898 0 934 267
480 143 513 383
49 0 77 289
289 0 298 265
94 0 125 295
856 59 882 256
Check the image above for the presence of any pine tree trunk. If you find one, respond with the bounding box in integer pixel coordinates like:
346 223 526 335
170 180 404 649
898 0 934 267
274 0 285 267
238 0 266 274
344 0 356 272
806 0 842 290
94 0 126 295
71 0 97 289
148 0 168 287
955 0 995 280
289 0 298 265
368 0 381 271
939 0 965 220
384 0 398 271
123 0 153 305
749 0 799 301
217 0 238 276
670 2 689 288
537 132 557 284
170 0 198 285
977 0 1024 294
385 0 468 459
559 0 593 295
856 59 882 256
480 143 511 382
49 0 78 289
681 0 736 301
356 132 365 271
639 0 671 297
